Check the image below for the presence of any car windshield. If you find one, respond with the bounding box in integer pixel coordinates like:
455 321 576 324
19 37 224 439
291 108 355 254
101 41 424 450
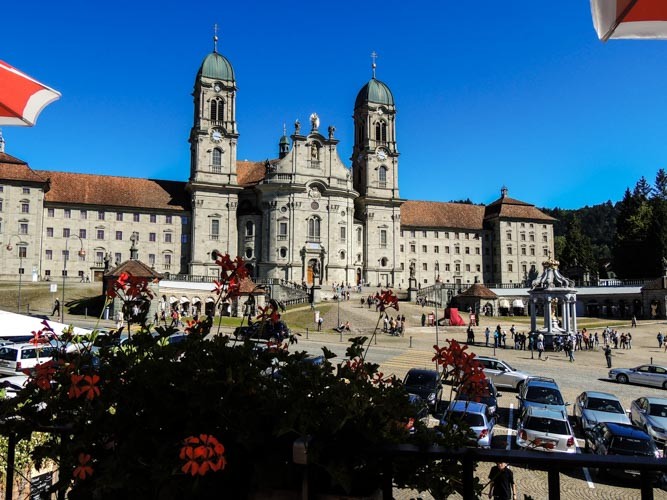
21 347 55 359
501 361 515 371
611 436 655 454
649 404 667 417
524 416 569 435
587 398 624 414
448 411 485 427
405 372 437 386
525 387 564 405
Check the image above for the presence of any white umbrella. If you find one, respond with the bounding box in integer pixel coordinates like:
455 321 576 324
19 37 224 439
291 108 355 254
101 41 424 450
591 0 667 41
0 60 61 126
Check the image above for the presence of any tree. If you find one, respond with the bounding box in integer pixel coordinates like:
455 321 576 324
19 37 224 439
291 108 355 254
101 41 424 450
559 216 595 273
613 184 653 278
655 168 667 200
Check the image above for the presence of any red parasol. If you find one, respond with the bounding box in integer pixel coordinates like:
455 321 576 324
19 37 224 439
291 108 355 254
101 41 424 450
0 59 61 126
591 0 667 41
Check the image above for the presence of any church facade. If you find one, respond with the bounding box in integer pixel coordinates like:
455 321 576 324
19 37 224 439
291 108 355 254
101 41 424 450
0 46 555 289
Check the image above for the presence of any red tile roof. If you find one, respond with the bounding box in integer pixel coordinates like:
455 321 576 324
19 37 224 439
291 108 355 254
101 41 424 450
484 195 555 222
0 152 48 184
36 170 189 212
105 259 163 279
237 160 266 186
401 200 485 230
457 283 497 299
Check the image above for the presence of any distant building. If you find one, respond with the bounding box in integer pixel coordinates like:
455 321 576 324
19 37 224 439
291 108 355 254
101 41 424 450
0 45 555 287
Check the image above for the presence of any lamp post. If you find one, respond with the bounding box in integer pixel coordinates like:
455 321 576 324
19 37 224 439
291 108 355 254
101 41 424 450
5 236 25 313
61 235 85 323
336 285 341 328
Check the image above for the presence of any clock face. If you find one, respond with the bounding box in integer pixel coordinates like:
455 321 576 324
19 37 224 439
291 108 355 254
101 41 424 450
376 149 387 161
214 83 221 92
211 130 223 143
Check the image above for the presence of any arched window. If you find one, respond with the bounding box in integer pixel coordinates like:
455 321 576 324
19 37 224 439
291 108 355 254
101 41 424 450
212 149 222 173
374 121 387 142
378 166 387 188
210 99 224 122
245 221 254 237
380 257 388 267
307 217 321 241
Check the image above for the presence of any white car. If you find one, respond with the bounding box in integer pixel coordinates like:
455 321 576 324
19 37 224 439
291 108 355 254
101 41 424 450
0 343 56 376
476 356 530 390
516 406 576 454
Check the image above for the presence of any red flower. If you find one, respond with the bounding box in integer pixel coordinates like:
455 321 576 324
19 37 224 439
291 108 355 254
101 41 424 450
211 253 250 301
29 328 50 345
432 340 486 399
73 453 94 480
68 373 101 400
180 434 227 476
375 289 399 312
26 360 57 390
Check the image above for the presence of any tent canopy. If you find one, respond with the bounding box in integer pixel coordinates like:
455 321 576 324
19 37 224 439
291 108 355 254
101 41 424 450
591 0 667 40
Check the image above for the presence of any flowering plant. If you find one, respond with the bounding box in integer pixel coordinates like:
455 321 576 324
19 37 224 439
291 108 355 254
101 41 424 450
0 255 485 499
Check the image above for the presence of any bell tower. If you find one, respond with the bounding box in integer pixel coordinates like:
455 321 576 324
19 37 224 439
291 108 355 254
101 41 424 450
187 27 242 275
352 53 403 287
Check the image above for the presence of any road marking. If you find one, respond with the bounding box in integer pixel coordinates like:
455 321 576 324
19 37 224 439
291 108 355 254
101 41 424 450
506 403 514 450
576 439 595 489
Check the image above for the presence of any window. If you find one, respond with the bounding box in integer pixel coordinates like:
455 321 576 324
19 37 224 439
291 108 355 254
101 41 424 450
410 244 416 253
520 233 526 241
245 221 254 237
422 231 427 238
63 228 70 238
357 228 362 244
400 244 404 252
212 149 222 173
475 247 480 255
164 233 172 243
165 215 172 224
114 252 121 263
340 226 346 242
64 209 71 219
163 254 172 267
96 251 104 264
211 219 220 240
47 208 54 218
455 263 461 272
422 263 428 271
80 210 87 219
46 227 54 237
506 232 512 240
465 264 471 272
455 232 460 239
181 234 188 243
116 213 123 222
520 223 525 228
98 211 105 220
133 213 140 222
543 248 549 257
149 232 156 242
434 246 439 253
507 246 513 255
522 264 527 274
21 203 29 213
148 254 156 266
0 200 3 212
18 246 26 259
115 231 123 240
521 247 526 255
22 188 30 194
508 262 514 272
444 232 449 238
380 230 387 248
529 233 535 242
307 217 321 240
434 231 439 239
245 247 253 259
410 230 415 238
375 120 387 142
19 223 28 235
530 247 535 256
79 229 86 239
279 247 287 258
476 264 481 272
422 245 427 253
465 233 470 239
542 233 548 243
378 166 387 188
445 246 450 254
45 249 52 260
465 247 470 254
97 229 104 240
150 214 157 223
62 250 69 261
455 246 460 254
181 216 189 225
445 264 450 271
278 222 288 239
210 99 223 121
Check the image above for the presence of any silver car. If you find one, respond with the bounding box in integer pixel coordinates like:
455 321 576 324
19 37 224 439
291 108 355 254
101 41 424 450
516 406 576 454
630 396 667 446
609 364 667 389
476 356 530 390
441 401 495 448
573 391 630 431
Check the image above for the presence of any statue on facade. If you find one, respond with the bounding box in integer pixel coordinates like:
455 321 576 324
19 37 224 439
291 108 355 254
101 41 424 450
312 260 320 277
294 119 300 135
328 125 335 139
309 112 319 132
409 261 416 279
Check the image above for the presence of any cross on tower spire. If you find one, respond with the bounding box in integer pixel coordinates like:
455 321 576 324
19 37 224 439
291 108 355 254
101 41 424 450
283 123 287 136
213 23 219 53
371 51 377 78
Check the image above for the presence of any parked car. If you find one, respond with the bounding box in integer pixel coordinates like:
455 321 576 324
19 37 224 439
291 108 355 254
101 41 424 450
475 356 530 390
0 374 28 398
0 343 56 376
403 368 442 412
406 394 430 434
516 377 568 415
441 400 495 448
584 422 661 477
516 406 576 453
609 364 667 389
573 391 630 431
455 378 501 417
630 397 667 447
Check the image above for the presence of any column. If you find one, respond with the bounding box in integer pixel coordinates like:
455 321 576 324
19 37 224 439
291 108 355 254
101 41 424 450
571 300 577 333
563 298 570 333
530 297 537 333
545 296 552 334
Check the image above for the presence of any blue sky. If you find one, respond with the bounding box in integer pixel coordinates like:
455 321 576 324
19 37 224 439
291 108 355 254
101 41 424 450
2 1 667 209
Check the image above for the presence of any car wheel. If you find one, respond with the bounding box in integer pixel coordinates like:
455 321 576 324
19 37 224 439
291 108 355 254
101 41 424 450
515 381 524 393
663 381 667 390
616 374 629 384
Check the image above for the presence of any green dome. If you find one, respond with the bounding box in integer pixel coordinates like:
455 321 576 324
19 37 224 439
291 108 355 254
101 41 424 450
279 135 289 145
355 78 394 108
198 52 235 82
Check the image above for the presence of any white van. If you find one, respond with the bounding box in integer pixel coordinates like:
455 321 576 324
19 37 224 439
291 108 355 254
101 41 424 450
0 344 56 376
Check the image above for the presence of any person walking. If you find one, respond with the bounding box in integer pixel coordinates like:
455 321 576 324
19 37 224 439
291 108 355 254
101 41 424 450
488 462 516 500
632 315 637 328
485 327 490 347
604 345 613 368
658 332 664 349
537 334 545 360
317 316 323 332
52 298 60 317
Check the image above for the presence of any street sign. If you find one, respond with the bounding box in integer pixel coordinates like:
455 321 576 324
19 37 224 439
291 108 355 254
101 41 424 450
50 284 57 293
